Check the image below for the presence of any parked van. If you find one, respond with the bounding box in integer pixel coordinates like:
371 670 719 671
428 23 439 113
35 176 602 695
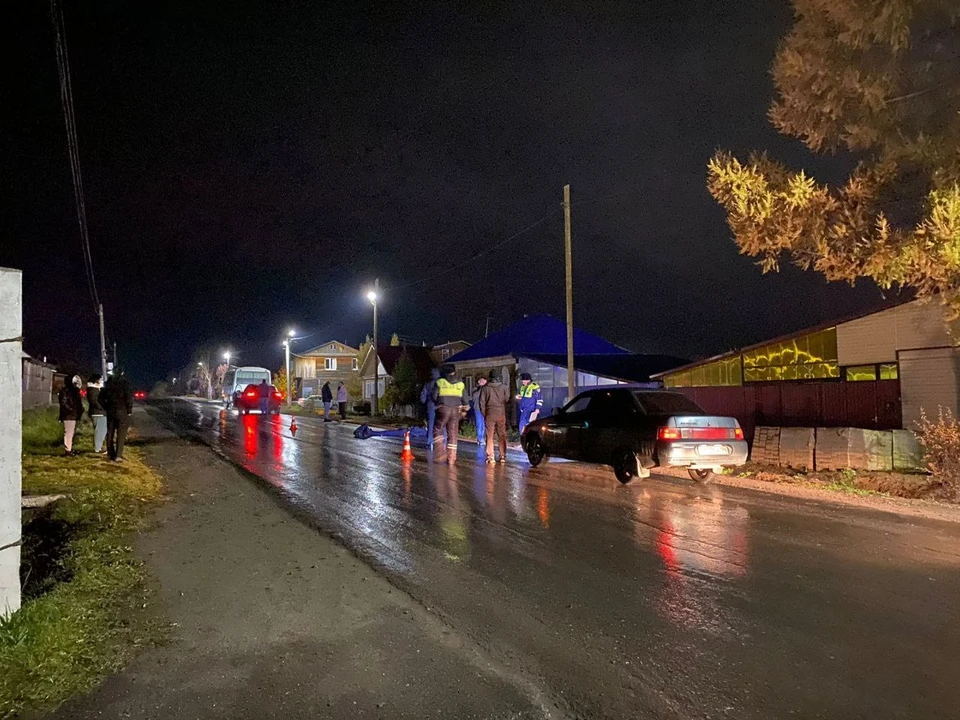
222 366 272 406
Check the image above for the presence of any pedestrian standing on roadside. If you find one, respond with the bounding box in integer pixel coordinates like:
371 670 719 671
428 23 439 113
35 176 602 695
336 381 348 422
516 372 543 435
420 368 442 449
479 370 510 464
103 367 133 462
321 381 333 422
471 375 487 449
58 375 84 456
87 373 107 454
432 365 469 464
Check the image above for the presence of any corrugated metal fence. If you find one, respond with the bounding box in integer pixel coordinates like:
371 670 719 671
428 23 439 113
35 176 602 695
675 380 902 442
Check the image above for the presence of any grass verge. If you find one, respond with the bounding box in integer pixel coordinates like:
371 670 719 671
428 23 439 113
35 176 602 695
0 407 166 719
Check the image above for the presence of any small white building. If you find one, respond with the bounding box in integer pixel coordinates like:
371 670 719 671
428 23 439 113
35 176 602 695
22 352 56 410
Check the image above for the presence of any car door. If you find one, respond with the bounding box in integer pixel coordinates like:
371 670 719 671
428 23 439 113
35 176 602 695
580 390 643 464
544 392 593 460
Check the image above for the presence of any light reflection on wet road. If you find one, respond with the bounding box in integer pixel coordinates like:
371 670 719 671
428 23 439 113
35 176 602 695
162 400 960 719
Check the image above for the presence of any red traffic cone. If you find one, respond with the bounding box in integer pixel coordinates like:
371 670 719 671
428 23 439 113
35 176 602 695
399 430 415 461
290 417 298 436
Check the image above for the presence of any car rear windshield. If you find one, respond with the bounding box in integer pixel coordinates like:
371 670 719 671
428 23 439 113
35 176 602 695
633 392 703 415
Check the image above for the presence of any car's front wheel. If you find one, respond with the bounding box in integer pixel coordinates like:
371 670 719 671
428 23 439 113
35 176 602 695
688 469 716 483
613 449 641 484
525 434 547 467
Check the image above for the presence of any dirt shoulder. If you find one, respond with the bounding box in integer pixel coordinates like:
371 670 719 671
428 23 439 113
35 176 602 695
655 464 960 523
49 410 547 720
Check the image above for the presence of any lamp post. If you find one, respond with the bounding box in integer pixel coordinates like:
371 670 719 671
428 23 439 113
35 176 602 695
284 329 296 407
367 279 380 417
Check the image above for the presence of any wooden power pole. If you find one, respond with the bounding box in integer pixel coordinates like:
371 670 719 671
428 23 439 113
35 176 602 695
563 184 574 403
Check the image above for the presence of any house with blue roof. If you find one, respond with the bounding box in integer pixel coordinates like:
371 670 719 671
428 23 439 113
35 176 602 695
448 315 687 416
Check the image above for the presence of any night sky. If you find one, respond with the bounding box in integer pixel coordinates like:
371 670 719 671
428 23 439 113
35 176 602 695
4 0 887 384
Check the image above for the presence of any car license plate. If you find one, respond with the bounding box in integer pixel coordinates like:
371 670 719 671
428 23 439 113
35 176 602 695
697 444 731 456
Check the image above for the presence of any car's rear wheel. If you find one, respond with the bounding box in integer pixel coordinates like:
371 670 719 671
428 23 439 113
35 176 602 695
613 449 640 484
525 434 547 467
688 469 716 483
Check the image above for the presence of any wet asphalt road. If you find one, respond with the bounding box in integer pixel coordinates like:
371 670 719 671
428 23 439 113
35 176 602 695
155 399 960 720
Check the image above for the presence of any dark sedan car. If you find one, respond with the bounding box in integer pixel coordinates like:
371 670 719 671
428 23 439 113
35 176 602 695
520 388 748 484
234 383 283 415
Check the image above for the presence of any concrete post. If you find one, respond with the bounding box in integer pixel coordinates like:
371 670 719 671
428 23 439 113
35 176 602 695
0 268 22 617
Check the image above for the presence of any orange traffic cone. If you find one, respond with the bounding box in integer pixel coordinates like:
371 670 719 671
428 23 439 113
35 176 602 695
399 430 415 461
290 417 298 436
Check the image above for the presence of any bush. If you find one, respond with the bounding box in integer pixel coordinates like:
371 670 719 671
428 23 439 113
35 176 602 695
917 408 960 497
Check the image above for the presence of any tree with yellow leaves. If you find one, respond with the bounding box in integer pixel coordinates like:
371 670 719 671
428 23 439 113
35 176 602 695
709 0 960 306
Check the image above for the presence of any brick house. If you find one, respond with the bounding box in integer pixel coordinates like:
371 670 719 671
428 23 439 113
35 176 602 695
293 340 360 398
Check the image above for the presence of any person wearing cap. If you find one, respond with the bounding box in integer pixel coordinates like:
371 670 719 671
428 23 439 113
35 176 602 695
470 375 487 450
420 367 442 449
479 369 510 464
431 365 469 463
515 372 543 435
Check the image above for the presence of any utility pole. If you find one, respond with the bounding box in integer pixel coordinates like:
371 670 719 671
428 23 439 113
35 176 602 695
485 315 491 338
564 184 575 403
371 277 380 417
112 341 117 369
284 340 292 407
98 303 107 377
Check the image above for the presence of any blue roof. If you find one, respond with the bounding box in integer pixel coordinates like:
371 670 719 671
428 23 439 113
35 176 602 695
448 315 629 362
521 353 689 383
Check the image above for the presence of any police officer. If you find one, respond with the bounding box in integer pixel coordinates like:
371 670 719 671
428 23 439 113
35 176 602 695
420 368 442 449
432 365 469 464
515 372 543 435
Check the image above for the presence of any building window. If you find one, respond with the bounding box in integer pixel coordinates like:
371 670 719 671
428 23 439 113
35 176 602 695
324 358 335 371
879 363 898 380
441 349 450 360
845 365 877 382
352 358 359 371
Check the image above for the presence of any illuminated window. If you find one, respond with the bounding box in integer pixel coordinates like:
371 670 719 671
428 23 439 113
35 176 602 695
352 358 359 371
324 358 335 371
663 355 741 388
879 363 898 380
845 365 877 382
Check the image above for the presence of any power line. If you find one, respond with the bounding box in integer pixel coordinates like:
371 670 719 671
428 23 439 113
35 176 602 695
386 208 560 292
50 0 99 313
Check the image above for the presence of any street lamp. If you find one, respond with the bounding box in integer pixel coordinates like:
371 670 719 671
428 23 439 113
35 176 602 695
367 279 380 416
223 351 231 365
283 329 296 407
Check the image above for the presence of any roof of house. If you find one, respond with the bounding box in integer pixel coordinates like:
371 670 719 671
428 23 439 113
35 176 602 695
448 314 629 363
650 293 919 379
365 344 437 380
298 340 359 357
521 353 690 383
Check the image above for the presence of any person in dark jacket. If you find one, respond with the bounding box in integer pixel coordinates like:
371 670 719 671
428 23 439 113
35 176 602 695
87 373 107 453
479 370 510 464
257 379 271 414
102 368 133 462
321 381 333 422
420 368 442 449
58 375 84 456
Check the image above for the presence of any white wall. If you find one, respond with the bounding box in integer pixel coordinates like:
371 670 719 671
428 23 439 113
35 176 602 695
899 347 960 429
0 268 22 617
837 299 960 366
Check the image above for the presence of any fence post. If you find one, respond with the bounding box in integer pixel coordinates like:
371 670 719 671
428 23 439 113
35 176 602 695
0 268 22 617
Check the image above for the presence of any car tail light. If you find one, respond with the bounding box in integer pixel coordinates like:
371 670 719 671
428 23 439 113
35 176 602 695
659 426 742 440
244 390 257 399
272 392 282 400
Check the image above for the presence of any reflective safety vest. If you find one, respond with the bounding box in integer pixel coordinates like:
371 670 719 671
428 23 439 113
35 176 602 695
436 378 465 398
517 382 543 411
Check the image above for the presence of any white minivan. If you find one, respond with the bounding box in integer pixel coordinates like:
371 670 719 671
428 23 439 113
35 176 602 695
222 366 272 407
